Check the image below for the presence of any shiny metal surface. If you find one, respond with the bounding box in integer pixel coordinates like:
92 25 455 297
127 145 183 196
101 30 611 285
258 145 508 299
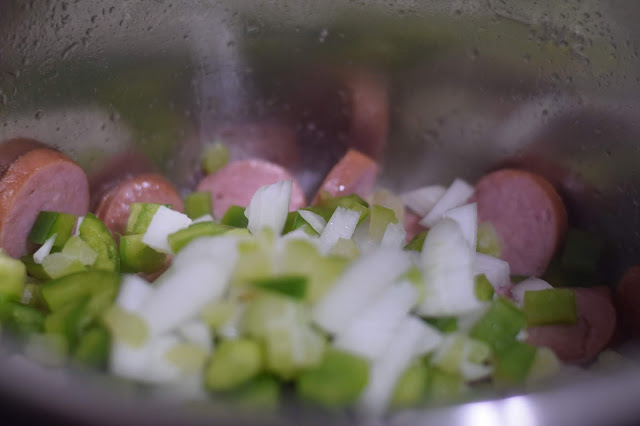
2 0 640 424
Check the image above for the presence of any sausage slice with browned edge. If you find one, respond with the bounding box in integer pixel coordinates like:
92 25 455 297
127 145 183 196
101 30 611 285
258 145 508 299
471 169 568 276
96 173 184 236
196 159 307 219
526 287 616 364
312 149 378 204
0 147 89 257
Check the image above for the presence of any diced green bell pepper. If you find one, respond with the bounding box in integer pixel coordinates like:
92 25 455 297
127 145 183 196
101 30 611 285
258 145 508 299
474 274 495 301
494 341 537 384
405 230 428 252
469 297 527 356
119 234 167 273
201 142 229 175
184 192 213 220
221 205 249 228
167 222 232 253
79 213 119 272
28 211 76 248
523 288 577 326
40 270 121 312
0 252 26 300
205 338 264 391
250 275 308 300
125 203 166 235
73 326 110 368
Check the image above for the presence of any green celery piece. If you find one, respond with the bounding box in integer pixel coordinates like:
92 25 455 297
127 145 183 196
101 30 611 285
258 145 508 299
433 334 491 375
560 228 604 274
369 204 399 242
40 270 121 312
425 366 467 402
250 275 308 300
225 374 280 411
184 192 213 220
476 222 502 258
0 301 45 336
494 341 537 384
125 203 166 235
474 274 495 301
21 255 51 281
42 253 85 279
119 234 167 273
79 213 120 272
205 338 264 391
200 300 235 330
470 297 527 356
168 222 232 253
61 236 98 266
28 211 77 248
201 142 229 175
0 252 26 299
318 194 370 225
73 327 110 368
425 317 458 333
296 349 369 409
523 289 577 326
390 361 429 409
221 205 249 228
405 230 429 252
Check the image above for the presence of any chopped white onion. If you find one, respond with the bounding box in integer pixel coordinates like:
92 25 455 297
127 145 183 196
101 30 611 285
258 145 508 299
177 321 213 353
474 253 511 292
117 274 154 311
318 207 361 254
74 216 84 236
217 303 245 340
380 222 407 250
351 219 377 255
192 214 215 224
298 209 327 234
313 247 411 334
110 341 151 381
33 234 57 264
401 185 446 217
172 236 241 269
511 277 553 307
443 203 477 250
418 219 483 316
420 179 474 228
142 334 182 384
244 180 291 236
142 206 193 253
333 281 418 360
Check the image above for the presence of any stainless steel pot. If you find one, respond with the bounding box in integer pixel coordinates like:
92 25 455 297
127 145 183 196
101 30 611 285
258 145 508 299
2 1 640 424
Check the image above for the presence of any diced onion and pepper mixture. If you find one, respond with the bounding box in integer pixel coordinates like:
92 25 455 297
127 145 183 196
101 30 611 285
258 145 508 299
0 150 616 416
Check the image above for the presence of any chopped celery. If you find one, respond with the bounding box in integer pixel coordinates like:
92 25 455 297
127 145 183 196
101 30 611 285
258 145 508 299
21 255 51 280
474 274 495 301
42 253 85 279
125 203 167 235
167 222 232 253
24 333 68 367
73 327 110 368
470 298 527 356
119 234 167 273
205 339 263 391
476 222 502 258
296 349 369 409
0 301 45 336
40 270 121 312
369 205 399 242
560 228 604 274
28 211 76 248
0 252 26 300
405 230 428 252
329 238 359 260
79 213 120 272
390 361 429 409
201 142 229 174
318 194 370 225
184 192 213 220
61 236 98 266
225 374 280 411
221 206 249 228
523 289 577 326
426 317 458 333
102 306 148 347
433 334 491 377
166 343 208 373
200 300 235 330
425 367 467 402
494 342 537 384
250 275 308 300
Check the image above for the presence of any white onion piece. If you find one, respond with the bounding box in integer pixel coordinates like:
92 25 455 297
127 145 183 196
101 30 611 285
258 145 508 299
298 209 327 234
217 303 245 340
318 207 361 254
474 253 511 292
172 236 241 269
313 248 411 334
110 340 151 381
401 185 446 217
192 214 215 224
420 179 474 228
380 222 406 250
33 234 57 264
351 219 377 255
142 334 182 384
139 260 234 336
443 203 477 250
511 277 553 307
333 281 418 360
74 216 84 236
177 321 213 353
417 219 483 316
143 206 192 253
117 274 154 311
244 180 291 236
358 316 435 415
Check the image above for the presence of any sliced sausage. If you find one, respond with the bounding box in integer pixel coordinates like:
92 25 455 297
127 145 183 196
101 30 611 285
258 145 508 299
404 211 427 243
196 159 307 219
526 287 616 364
0 138 48 179
615 266 640 337
96 173 184 236
471 169 568 276
312 149 378 204
0 148 89 257
88 151 156 211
